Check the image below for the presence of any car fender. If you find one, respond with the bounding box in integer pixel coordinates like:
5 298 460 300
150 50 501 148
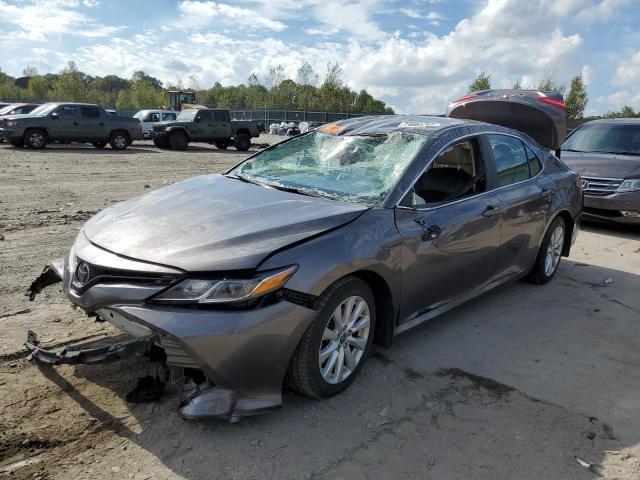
258 208 402 323
165 126 191 140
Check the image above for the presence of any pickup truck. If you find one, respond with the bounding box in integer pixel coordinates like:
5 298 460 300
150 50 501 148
150 108 260 151
0 102 143 149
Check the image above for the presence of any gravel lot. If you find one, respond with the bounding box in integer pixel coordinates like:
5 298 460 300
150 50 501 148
1 137 639 479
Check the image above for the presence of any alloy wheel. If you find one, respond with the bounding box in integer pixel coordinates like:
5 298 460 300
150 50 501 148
113 135 127 149
319 295 370 385
29 132 45 148
544 225 564 276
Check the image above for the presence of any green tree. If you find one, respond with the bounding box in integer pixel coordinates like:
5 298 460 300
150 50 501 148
537 74 566 96
27 76 50 101
512 79 522 89
297 61 319 86
565 74 588 120
22 65 39 77
469 72 491 91
52 62 88 102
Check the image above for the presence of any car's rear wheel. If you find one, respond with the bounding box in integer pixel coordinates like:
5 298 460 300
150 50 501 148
109 131 129 150
169 131 188 150
287 276 375 398
24 129 47 149
92 142 106 149
233 133 251 151
528 216 566 284
214 140 229 149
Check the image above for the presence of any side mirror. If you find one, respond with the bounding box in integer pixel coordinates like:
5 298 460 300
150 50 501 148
51 112 59 120
195 116 201 123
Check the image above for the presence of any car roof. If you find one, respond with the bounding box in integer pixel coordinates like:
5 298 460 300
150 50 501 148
328 115 476 137
583 118 640 126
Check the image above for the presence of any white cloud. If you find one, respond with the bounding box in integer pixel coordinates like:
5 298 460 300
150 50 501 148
177 1 287 31
613 50 640 87
0 0 121 40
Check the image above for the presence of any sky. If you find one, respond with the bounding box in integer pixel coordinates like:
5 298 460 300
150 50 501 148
0 0 639 114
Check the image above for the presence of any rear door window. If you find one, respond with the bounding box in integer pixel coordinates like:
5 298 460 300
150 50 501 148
80 106 101 118
487 134 532 187
525 145 542 176
213 111 227 122
162 112 176 121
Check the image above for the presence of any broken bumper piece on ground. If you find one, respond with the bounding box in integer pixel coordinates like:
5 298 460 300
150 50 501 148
25 330 155 366
27 259 64 301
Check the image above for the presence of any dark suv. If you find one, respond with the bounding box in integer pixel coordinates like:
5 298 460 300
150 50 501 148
150 108 261 151
0 102 143 149
562 119 640 225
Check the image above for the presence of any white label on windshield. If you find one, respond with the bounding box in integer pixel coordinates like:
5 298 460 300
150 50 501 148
398 121 440 128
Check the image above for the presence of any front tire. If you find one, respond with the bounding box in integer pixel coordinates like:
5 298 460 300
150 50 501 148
233 133 251 152
92 142 106 149
528 216 566 284
153 136 169 149
214 140 229 149
24 129 47 149
109 131 129 150
287 276 375 398
169 131 188 150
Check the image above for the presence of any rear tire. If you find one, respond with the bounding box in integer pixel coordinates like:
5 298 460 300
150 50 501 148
24 129 47 149
169 131 188 150
528 216 566 284
109 131 129 150
233 133 251 152
214 140 229 149
287 276 375 398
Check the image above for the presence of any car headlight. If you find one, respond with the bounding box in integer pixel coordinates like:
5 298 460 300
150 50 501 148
5 120 17 127
617 179 640 193
152 265 297 304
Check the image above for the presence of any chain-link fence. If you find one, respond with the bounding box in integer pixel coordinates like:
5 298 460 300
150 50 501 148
229 109 371 126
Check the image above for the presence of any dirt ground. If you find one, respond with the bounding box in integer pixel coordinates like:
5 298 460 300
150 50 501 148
1 137 639 479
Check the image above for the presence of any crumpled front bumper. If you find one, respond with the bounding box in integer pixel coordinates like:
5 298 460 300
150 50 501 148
26 244 317 421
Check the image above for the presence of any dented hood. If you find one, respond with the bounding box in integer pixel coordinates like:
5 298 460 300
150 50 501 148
83 174 367 271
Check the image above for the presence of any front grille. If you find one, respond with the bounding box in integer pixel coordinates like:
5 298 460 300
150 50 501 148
582 176 623 196
158 337 199 368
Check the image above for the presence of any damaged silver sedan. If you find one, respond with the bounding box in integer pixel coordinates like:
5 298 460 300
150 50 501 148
26 91 583 421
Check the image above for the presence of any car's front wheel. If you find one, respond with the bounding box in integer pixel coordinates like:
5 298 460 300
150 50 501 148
287 276 375 398
169 131 188 150
528 216 566 284
24 129 47 149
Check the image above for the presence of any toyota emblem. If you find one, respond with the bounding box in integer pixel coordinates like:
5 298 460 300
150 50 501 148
75 262 91 286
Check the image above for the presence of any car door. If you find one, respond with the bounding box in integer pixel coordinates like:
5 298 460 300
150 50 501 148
48 105 78 141
487 133 551 279
212 110 231 139
192 110 212 140
161 112 176 123
143 111 161 136
395 136 503 322
77 106 106 141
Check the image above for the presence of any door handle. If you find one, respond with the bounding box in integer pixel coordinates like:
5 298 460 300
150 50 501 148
415 218 441 241
540 188 556 199
482 204 501 217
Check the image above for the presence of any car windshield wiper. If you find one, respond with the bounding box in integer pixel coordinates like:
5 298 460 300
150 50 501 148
224 172 266 186
592 150 640 156
266 183 333 199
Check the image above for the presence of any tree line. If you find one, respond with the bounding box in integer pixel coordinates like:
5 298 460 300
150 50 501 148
0 61 394 114
468 72 639 126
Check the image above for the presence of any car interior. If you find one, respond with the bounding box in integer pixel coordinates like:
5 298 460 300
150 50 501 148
413 140 486 205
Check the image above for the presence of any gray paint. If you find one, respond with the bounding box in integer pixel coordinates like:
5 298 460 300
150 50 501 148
32 114 583 421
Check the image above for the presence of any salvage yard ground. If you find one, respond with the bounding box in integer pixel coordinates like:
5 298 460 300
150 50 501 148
1 137 639 479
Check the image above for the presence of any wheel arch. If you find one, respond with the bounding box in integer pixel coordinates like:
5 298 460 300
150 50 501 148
547 208 574 256
234 128 250 137
166 127 191 140
23 127 49 141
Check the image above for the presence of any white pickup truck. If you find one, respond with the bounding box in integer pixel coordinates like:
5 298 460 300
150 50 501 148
133 109 179 138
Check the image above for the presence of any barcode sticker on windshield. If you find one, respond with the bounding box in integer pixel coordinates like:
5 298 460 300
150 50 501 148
398 122 441 128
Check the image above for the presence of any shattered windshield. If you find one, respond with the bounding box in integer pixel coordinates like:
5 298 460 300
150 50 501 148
231 131 429 205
